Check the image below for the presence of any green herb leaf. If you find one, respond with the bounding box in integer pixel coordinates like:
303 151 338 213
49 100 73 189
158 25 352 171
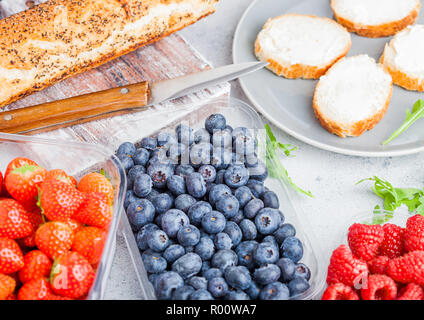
265 124 313 197
383 99 424 145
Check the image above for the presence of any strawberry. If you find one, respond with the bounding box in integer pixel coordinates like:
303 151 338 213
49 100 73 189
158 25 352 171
64 219 83 233
18 250 52 284
72 227 107 265
0 171 4 197
46 169 77 187
387 250 424 285
368 255 390 275
4 158 38 178
327 245 368 287
77 172 114 205
21 210 44 248
379 223 404 258
348 223 384 261
38 178 85 222
0 237 24 274
321 283 359 300
5 164 47 211
35 222 74 260
0 199 33 239
50 251 95 298
0 273 16 300
73 192 112 229
5 292 16 300
18 278 54 300
397 283 424 300
361 274 397 300
403 214 424 252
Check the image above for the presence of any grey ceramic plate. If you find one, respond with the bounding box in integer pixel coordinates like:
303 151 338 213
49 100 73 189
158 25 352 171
233 0 424 157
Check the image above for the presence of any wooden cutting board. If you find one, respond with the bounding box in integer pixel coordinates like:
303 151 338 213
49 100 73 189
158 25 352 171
0 0 230 155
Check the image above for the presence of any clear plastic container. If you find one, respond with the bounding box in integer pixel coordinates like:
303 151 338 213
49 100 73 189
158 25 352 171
0 133 127 300
119 98 326 300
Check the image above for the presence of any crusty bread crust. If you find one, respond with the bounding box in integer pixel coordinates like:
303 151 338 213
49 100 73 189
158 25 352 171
380 52 424 92
331 0 420 38
0 0 218 109
254 14 351 79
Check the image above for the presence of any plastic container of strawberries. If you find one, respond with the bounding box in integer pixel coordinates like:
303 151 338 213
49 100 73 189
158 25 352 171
118 97 326 300
0 132 127 300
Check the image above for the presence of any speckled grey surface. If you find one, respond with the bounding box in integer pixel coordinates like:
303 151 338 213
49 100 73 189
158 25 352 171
105 0 424 299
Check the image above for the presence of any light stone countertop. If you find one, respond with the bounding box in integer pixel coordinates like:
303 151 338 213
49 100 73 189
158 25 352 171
104 0 423 299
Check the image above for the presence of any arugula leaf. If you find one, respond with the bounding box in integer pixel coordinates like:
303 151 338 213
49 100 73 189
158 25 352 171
383 99 424 145
265 124 313 197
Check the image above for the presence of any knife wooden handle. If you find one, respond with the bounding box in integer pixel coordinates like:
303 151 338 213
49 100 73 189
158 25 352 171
0 81 151 135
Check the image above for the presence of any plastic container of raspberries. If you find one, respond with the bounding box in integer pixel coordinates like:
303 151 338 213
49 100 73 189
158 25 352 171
118 97 326 300
0 132 127 300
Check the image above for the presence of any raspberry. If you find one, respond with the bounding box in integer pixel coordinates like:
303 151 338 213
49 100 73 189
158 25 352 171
348 223 384 261
321 283 359 300
379 223 404 258
327 245 368 287
361 274 397 300
403 215 424 252
397 283 424 300
387 251 424 285
368 256 390 275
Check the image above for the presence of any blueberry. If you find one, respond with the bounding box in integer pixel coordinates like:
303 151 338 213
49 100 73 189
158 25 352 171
124 190 139 209
136 223 159 250
185 172 207 198
149 273 159 285
195 236 215 260
185 246 194 253
142 251 167 274
259 282 290 300
147 162 173 189
277 258 296 283
211 249 238 271
234 186 253 208
233 134 256 156
194 128 210 144
208 184 231 206
127 165 146 189
208 277 228 298
177 225 201 246
175 164 195 179
288 277 310 297
248 160 268 181
205 114 226 134
154 271 184 300
190 289 214 300
205 182 216 196
239 219 257 240
255 208 282 235
247 179 265 198
263 235 279 249
253 242 279 266
188 201 212 226
201 211 226 234
294 263 311 281
231 210 244 224
158 132 177 147
215 169 226 184
164 244 186 264
224 164 249 188
174 194 197 213
161 209 190 238
274 224 296 244
117 154 134 172
225 289 250 300
167 143 187 162
172 253 202 279
176 124 194 145
147 229 170 252
235 241 258 270
133 148 150 166
280 237 303 263
189 143 212 168
224 266 251 290
225 125 233 132
214 232 232 250
215 195 240 219
201 261 210 274
166 175 186 196
186 276 208 290
261 191 280 209
172 285 195 300
244 199 264 219
117 142 136 156
126 199 155 230
198 165 217 183
246 281 261 300
244 154 259 168
145 188 160 202
140 137 157 151
203 268 223 280
150 193 172 215
133 173 152 198
212 130 232 148
253 264 281 285
232 127 252 140
211 149 232 170
223 221 242 248
149 148 168 164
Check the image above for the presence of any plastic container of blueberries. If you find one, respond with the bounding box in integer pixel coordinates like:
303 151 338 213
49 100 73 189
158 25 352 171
118 97 326 300
0 133 127 300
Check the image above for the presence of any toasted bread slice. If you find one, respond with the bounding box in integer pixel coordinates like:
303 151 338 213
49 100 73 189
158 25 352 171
331 0 421 38
380 25 424 92
254 14 351 79
313 55 393 138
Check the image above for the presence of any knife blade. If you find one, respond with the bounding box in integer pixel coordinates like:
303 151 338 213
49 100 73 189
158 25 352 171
0 61 267 135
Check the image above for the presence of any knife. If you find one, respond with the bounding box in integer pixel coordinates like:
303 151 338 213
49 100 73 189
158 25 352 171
0 61 267 135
